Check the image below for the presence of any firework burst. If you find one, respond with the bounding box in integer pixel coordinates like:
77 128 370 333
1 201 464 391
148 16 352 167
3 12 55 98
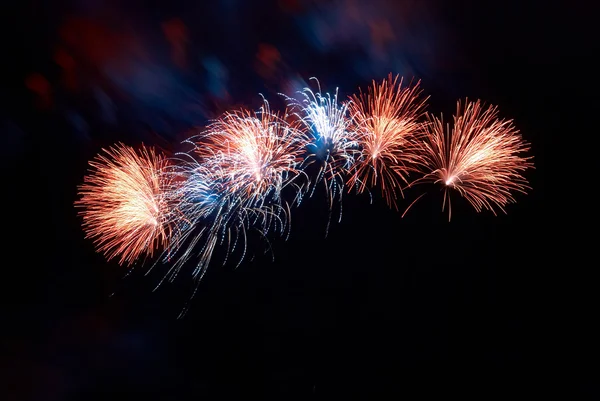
195 98 307 209
347 74 428 209
75 143 172 265
157 98 305 281
409 99 533 220
285 79 360 202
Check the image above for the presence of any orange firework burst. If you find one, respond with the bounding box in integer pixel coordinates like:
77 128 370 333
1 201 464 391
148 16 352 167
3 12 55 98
76 143 172 265
195 98 307 206
410 99 533 220
347 74 428 209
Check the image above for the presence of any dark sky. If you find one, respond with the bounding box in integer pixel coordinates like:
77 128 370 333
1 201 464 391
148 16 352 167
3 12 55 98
0 0 583 399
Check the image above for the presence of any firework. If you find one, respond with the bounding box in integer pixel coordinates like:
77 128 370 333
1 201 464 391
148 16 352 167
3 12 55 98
73 75 538 316
195 98 306 209
158 98 305 280
157 157 222 279
347 74 428 209
409 99 533 220
76 143 172 265
286 79 360 203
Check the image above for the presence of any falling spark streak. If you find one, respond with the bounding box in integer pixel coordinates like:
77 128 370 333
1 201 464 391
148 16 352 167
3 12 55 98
156 157 224 282
409 99 533 220
75 143 172 265
348 74 428 209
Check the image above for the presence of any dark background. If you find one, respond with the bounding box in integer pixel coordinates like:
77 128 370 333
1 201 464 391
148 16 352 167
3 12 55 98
0 0 581 399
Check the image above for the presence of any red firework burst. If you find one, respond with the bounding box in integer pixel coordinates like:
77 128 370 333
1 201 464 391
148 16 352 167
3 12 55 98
410 99 534 220
347 74 429 209
75 143 172 265
194 99 307 205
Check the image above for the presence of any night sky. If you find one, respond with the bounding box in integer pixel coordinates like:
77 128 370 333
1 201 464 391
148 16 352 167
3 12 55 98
1 0 580 399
